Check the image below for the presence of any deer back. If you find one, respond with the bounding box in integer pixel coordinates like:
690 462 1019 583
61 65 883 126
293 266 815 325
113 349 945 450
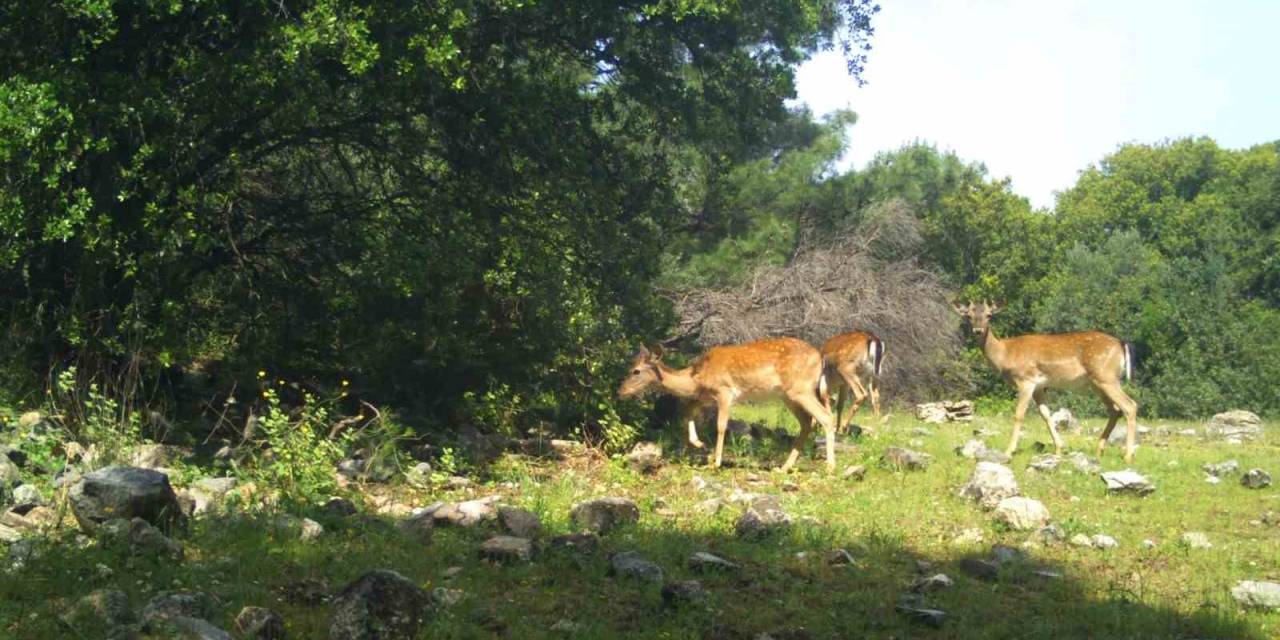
692 337 823 400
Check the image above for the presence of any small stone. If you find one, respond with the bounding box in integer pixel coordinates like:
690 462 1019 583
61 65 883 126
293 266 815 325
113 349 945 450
881 447 932 471
497 506 542 539
570 497 640 533
1032 569 1063 580
61 588 135 629
975 448 1013 465
781 480 800 492
897 605 946 628
299 518 324 541
1177 428 1197 436
322 497 357 517
396 512 434 543
1180 532 1212 549
991 544 1025 565
141 591 219 628
910 427 933 437
993 497 1050 531
608 551 663 583
625 442 663 474
688 551 740 573
695 498 724 515
1241 469 1272 489
959 462 1020 509
841 465 867 481
735 507 792 540
1091 534 1118 549
661 580 708 607
955 439 988 459
959 558 1000 582
1049 408 1079 433
1100 470 1155 494
431 587 466 608
1202 459 1240 477
442 566 463 579
826 548 855 566
1066 452 1101 474
1036 524 1067 545
445 475 472 490
1026 454 1062 473
1231 580 1280 610
1205 475 1222 485
550 619 583 634
1142 539 1157 549
234 606 285 640
479 535 533 563
12 484 42 506
549 532 599 554
910 573 953 593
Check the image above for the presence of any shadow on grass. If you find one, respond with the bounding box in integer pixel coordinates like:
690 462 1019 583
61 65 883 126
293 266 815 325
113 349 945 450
0 486 1267 640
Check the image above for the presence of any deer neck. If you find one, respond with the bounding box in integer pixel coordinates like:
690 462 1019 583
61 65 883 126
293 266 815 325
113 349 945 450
655 363 700 399
980 328 1010 370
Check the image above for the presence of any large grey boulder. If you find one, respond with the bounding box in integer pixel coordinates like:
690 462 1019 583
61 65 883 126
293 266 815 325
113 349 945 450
329 570 430 640
1231 581 1280 610
570 497 640 533
70 466 184 532
1205 410 1263 442
959 462 1019 509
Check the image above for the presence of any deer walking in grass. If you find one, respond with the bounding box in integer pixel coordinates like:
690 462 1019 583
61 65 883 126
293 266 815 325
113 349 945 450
618 338 839 472
820 331 884 436
953 301 1138 463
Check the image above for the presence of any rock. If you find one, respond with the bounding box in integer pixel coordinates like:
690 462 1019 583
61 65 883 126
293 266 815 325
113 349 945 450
608 551 663 583
1241 468 1272 489
17 410 44 429
974 448 1012 464
841 465 867 481
991 544 1026 565
404 462 433 488
1205 474 1222 484
1142 539 1157 549
661 580 708 608
1027 454 1062 473
910 427 933 437
735 507 792 540
431 587 465 608
444 476 471 490
825 548 856 566
993 497 1050 531
1231 581 1280 610
951 528 984 546
157 616 233 639
1091 534 1118 549
329 570 430 640
61 588 135 630
625 442 663 474
1179 532 1212 549
897 605 946 628
479 535 533 563
0 456 19 488
959 462 1020 509
1202 459 1240 477
881 447 932 471
0 522 20 543
394 511 434 543
550 619 583 634
323 497 358 517
497 506 542 539
910 573 954 593
688 551 740 573
299 518 324 541
955 439 988 459
278 577 331 607
185 477 237 515
1049 408 1079 433
549 532 599 554
695 497 724 515
1100 470 1155 494
1205 410 1263 442
1066 452 1101 474
235 606 286 639
336 458 394 484
570 497 640 533
916 400 974 423
69 466 184 533
959 558 1001 581
129 444 192 470
1036 524 1067 545
1069 533 1093 548
11 484 41 507
100 517 184 559
141 591 219 629
425 496 500 527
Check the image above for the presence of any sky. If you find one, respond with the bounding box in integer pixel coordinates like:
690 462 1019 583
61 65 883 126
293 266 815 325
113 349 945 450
794 0 1280 209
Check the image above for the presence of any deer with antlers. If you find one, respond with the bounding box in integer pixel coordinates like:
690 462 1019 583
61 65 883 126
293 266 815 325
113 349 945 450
820 331 884 435
618 338 839 472
954 301 1138 462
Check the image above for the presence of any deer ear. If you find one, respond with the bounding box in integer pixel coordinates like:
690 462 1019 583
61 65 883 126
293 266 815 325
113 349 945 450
649 343 665 361
989 301 1003 315
636 344 650 360
952 302 969 316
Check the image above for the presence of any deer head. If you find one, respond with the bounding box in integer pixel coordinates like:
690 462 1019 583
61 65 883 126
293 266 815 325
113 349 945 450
618 344 665 398
953 300 1001 336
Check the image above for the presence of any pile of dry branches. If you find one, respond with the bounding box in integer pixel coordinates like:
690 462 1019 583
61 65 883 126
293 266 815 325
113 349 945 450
662 200 963 402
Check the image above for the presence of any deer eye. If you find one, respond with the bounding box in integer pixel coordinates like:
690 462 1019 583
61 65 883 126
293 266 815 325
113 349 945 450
632 368 643 374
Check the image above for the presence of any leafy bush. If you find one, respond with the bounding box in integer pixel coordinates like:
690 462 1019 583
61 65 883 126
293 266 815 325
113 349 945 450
245 388 351 506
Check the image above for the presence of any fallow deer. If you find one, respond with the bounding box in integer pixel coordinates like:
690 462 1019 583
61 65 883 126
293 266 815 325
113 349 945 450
618 338 839 472
820 331 884 435
953 301 1138 463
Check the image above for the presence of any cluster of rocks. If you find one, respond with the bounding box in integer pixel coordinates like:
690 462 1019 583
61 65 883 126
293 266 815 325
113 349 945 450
958 461 1051 531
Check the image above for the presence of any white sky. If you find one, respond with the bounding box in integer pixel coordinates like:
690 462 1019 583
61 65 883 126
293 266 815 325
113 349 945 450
794 0 1280 209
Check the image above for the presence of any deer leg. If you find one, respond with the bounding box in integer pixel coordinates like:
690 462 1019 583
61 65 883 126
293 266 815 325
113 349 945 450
869 379 882 421
1096 382 1139 463
1005 384 1036 457
795 393 838 472
680 401 705 449
779 400 813 473
1095 394 1121 458
833 386 848 435
712 396 732 469
1033 388 1063 454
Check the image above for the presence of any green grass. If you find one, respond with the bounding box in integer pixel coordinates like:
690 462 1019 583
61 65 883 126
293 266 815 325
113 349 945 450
3 404 1279 639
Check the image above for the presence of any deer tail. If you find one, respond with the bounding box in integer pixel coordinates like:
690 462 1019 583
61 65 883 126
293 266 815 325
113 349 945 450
869 334 884 378
1121 341 1134 383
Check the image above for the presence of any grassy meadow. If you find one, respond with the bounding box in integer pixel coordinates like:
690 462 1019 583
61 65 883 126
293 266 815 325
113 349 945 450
2 403 1278 639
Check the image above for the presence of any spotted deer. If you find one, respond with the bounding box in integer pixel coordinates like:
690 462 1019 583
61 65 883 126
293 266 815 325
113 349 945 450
618 338 839 472
954 301 1138 462
820 331 884 435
